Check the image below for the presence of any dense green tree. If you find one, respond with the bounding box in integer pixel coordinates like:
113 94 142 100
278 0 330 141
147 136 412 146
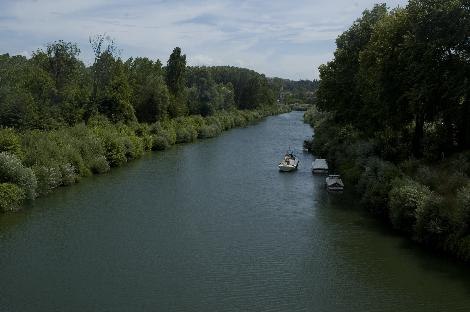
32 41 90 125
88 36 136 123
166 47 187 117
186 67 219 116
126 57 169 122
317 0 470 159
317 4 388 130
208 66 277 109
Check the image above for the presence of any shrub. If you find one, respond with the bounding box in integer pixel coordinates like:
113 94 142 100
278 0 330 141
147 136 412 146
190 115 205 133
60 163 78 186
175 126 197 143
0 152 37 199
94 130 127 167
388 178 432 233
198 124 220 139
141 134 153 151
21 131 61 167
89 156 110 174
454 235 470 262
152 135 170 151
436 171 468 197
456 183 470 233
415 165 439 190
0 183 25 211
121 135 144 160
61 125 106 176
233 113 248 127
32 165 62 196
414 193 453 245
161 122 177 145
0 128 23 158
357 158 400 217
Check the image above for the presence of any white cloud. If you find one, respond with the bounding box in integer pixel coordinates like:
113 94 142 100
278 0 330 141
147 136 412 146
0 0 409 80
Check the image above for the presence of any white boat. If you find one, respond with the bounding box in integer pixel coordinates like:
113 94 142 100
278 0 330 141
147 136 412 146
278 151 299 172
325 174 344 192
312 159 328 174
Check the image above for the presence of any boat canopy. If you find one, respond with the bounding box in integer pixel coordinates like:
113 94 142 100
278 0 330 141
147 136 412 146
326 176 344 187
312 159 328 170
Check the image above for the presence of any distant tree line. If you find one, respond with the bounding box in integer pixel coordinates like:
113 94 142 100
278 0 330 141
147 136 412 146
272 78 319 105
0 36 296 130
307 0 470 262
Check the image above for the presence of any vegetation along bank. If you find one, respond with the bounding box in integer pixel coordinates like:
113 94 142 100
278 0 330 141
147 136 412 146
0 37 297 212
305 1 470 262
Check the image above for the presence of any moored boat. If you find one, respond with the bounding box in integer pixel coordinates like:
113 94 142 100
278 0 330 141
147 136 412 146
312 159 328 174
325 174 344 192
278 151 299 172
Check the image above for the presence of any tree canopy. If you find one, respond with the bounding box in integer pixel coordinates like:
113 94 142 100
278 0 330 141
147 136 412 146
316 0 470 159
0 41 303 129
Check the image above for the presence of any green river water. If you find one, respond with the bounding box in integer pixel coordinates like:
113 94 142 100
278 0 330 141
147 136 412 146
1 111 470 311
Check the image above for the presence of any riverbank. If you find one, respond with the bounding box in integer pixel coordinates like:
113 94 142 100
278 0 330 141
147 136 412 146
0 105 289 212
304 108 470 262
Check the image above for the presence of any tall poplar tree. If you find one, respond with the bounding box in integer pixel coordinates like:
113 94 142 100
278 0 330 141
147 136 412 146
166 47 187 117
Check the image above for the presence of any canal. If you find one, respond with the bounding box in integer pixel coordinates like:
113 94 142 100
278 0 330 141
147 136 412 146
1 111 470 311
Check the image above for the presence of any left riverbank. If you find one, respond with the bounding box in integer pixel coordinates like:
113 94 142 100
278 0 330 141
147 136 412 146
0 106 289 212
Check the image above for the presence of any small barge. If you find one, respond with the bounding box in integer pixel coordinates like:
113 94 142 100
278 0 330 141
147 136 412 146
325 175 344 192
312 159 329 174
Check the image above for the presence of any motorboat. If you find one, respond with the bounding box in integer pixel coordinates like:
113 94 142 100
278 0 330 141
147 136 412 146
325 174 344 192
312 159 328 174
278 151 299 172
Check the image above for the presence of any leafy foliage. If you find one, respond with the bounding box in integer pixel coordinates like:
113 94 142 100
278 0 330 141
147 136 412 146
0 183 26 212
307 0 470 262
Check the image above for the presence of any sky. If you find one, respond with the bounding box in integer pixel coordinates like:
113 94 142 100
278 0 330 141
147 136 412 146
0 0 409 80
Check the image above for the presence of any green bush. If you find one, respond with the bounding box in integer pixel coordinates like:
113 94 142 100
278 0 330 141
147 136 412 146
89 156 110 174
160 122 177 145
454 235 470 262
141 134 153 151
388 178 432 233
357 158 400 217
104 136 127 167
122 135 144 160
436 172 468 197
0 183 26 212
0 152 37 199
175 126 197 143
60 163 78 186
32 165 62 196
93 128 127 167
414 193 453 245
456 183 470 233
22 131 61 168
151 135 170 151
61 124 106 176
198 124 221 139
415 165 439 190
0 128 23 158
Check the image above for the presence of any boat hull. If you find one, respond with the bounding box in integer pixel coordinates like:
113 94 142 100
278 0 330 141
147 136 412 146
326 186 344 192
278 159 299 172
278 165 298 172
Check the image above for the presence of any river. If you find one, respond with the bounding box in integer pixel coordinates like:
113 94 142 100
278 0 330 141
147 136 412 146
1 111 470 311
